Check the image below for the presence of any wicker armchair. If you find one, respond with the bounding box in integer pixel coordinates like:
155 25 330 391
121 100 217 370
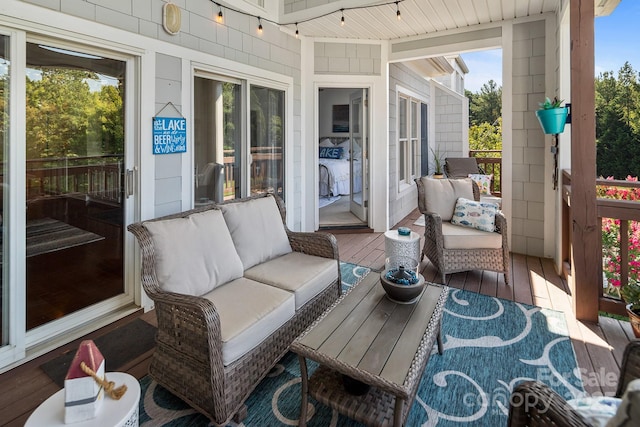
415 176 509 285
128 193 341 426
508 340 640 426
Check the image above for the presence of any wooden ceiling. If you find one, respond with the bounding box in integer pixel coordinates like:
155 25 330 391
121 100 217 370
280 0 618 40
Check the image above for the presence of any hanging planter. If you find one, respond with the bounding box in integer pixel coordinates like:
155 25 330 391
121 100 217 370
536 107 569 134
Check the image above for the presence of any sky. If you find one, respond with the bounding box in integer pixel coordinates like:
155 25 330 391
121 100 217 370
461 0 640 93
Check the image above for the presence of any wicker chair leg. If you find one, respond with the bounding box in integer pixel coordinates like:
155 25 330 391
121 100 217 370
504 272 509 286
441 272 446 285
233 404 248 423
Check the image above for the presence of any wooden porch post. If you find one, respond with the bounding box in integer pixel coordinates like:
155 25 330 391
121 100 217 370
570 0 599 322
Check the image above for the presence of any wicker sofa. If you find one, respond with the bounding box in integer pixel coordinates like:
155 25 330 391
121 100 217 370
128 193 341 425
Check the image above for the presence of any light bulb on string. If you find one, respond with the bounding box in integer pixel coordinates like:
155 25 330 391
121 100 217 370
257 17 263 34
217 7 223 23
295 23 299 38
396 2 401 20
340 9 345 26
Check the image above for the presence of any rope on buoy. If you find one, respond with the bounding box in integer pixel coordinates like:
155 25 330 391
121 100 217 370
80 361 128 400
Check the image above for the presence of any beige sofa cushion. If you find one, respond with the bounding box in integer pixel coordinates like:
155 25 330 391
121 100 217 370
144 209 244 296
421 177 475 221
220 195 292 270
441 221 502 249
202 277 295 366
244 252 338 310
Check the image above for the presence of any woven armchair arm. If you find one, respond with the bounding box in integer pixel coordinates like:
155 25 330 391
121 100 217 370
495 211 507 235
423 212 444 249
508 381 590 427
617 340 640 397
287 231 339 260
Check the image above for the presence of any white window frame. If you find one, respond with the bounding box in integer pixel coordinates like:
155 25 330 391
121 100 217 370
397 89 423 193
191 65 291 203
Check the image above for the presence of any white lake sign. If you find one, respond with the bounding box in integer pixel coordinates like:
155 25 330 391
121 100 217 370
153 117 187 154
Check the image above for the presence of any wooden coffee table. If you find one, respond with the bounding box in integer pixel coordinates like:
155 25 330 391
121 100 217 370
291 273 448 427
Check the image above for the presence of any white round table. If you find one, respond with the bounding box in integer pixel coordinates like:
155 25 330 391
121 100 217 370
25 372 140 427
384 229 421 265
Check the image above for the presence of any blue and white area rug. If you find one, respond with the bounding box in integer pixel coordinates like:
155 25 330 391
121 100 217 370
138 263 584 426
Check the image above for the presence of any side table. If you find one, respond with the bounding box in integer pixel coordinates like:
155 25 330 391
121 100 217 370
384 229 421 264
25 372 140 427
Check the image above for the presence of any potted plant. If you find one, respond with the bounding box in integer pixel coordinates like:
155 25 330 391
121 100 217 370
535 97 569 134
621 281 640 338
430 146 445 178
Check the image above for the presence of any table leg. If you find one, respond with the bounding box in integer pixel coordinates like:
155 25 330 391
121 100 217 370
393 396 404 427
297 355 309 427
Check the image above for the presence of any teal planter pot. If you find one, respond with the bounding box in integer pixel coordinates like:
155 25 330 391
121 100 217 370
535 107 569 134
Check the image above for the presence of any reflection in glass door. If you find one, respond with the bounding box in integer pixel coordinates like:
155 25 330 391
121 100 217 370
349 89 367 222
0 34 8 346
193 77 242 202
250 85 284 197
25 43 126 330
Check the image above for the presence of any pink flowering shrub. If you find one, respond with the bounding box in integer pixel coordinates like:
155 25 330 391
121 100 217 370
598 176 640 300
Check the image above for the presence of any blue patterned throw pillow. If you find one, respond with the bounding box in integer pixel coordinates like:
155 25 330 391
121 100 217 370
319 146 343 159
451 197 498 232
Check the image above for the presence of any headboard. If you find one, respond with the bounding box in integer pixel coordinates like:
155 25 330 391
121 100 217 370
319 136 350 145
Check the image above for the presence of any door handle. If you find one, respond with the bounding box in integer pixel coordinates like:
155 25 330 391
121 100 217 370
125 168 136 199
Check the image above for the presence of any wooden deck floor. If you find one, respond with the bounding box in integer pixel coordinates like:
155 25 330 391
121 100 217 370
1 208 634 426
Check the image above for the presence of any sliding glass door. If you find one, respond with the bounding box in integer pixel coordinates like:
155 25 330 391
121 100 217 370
193 76 286 202
194 76 242 202
0 34 8 349
25 43 127 330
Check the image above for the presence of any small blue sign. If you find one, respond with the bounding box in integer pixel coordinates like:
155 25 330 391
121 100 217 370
153 117 187 154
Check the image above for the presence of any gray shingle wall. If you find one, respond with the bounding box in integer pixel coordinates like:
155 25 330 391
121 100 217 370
511 19 546 256
22 0 303 226
434 87 464 158
388 63 431 227
314 42 381 75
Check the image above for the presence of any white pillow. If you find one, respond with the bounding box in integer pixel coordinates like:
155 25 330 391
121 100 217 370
144 209 244 296
220 195 293 270
319 138 334 147
606 378 640 427
566 396 622 427
337 139 351 159
451 197 498 232
468 173 493 195
421 177 475 222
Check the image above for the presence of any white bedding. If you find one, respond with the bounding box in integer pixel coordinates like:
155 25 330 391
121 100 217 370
319 158 362 196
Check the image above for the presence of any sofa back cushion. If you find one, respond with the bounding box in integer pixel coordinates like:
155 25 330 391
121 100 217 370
421 177 475 221
144 209 244 296
220 195 293 270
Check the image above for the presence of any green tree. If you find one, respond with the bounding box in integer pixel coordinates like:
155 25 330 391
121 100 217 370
596 62 640 178
467 79 502 126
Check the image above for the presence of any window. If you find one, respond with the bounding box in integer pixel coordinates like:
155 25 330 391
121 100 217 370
398 93 421 187
193 76 285 202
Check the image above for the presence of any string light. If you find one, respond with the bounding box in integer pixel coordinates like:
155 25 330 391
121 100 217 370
208 0 405 38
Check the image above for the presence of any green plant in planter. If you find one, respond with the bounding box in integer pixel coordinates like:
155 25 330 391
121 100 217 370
621 281 640 313
538 96 564 110
430 146 445 176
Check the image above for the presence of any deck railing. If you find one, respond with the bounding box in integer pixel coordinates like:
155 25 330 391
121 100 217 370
469 150 502 196
222 146 283 195
562 171 640 316
25 155 124 204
